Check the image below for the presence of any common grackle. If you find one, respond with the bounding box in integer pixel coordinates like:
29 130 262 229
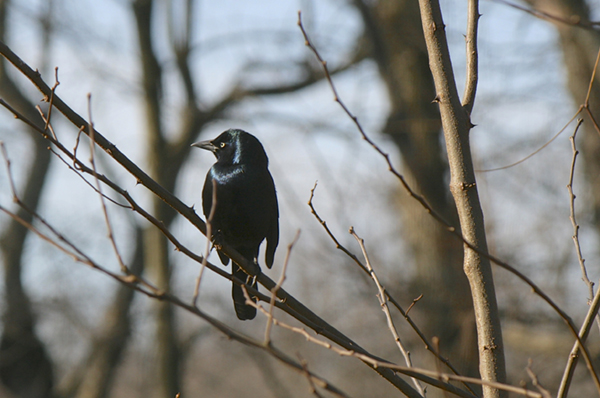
192 129 279 320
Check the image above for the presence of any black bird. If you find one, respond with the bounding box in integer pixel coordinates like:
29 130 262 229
192 129 279 320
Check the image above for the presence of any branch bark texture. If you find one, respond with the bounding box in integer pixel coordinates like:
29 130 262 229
417 0 507 396
353 0 479 380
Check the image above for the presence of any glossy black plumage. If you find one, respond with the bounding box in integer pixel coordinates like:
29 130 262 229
192 129 279 320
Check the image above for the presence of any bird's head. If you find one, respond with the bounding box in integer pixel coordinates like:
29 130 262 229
192 129 269 167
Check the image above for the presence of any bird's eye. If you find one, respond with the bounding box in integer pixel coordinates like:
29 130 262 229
220 142 226 148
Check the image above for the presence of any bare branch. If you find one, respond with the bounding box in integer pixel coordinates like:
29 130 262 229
526 360 552 398
87 94 129 274
566 119 595 305
0 41 426 398
309 181 477 395
584 45 600 107
238 292 546 398
0 203 350 398
297 354 328 398
350 227 425 396
248 291 479 398
493 0 600 31
300 5 600 395
49 147 129 209
462 0 480 113
193 179 217 307
558 119 600 397
307 182 368 274
477 108 583 172
264 230 301 344
480 46 600 172
0 144 348 397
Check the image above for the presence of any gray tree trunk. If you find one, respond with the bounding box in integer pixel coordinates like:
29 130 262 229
355 0 480 382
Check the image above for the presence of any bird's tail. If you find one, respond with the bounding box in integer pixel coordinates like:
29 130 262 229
232 266 257 320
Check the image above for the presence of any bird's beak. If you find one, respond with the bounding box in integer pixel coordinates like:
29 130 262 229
191 140 217 152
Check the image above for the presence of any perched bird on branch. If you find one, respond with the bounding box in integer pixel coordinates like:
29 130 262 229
192 129 279 320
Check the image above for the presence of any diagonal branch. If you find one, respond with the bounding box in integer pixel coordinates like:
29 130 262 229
0 203 350 398
298 7 598 397
308 182 478 395
0 39 425 398
494 0 600 31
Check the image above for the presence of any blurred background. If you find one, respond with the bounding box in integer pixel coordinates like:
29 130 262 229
0 0 599 397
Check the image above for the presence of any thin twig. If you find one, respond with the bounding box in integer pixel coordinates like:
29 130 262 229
297 13 439 226
0 143 18 202
431 337 449 398
72 125 85 169
566 119 596 308
0 39 424 397
193 179 217 306
526 360 552 398
49 147 130 208
462 0 480 114
584 46 600 106
557 42 600 398
477 107 583 172
239 293 546 398
558 283 600 397
558 102 600 396
0 202 350 398
36 105 58 143
307 182 368 273
265 229 301 344
350 227 425 396
309 183 477 395
298 11 600 390
583 47 600 137
405 295 423 316
479 36 600 173
248 293 478 398
42 66 60 141
86 94 128 273
493 0 600 31
0 142 348 397
297 353 329 398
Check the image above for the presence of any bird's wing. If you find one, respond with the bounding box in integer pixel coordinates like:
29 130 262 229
265 173 279 269
202 171 214 219
202 169 232 265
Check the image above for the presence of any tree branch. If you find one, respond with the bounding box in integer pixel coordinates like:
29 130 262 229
0 39 425 398
462 0 480 114
297 10 600 394
415 2 506 396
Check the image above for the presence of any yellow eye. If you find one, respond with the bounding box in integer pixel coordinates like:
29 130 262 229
220 142 226 148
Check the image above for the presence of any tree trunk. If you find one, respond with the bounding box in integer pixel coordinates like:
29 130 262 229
529 0 600 227
355 0 479 382
0 1 54 396
68 228 144 398
417 0 506 395
133 1 181 397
